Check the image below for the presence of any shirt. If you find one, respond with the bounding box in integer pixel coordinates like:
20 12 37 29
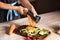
0 0 17 4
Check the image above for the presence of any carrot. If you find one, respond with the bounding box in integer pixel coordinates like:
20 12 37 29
9 24 16 35
26 25 35 30
27 15 36 27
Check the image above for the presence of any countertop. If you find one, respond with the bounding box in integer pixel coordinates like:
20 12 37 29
0 11 60 40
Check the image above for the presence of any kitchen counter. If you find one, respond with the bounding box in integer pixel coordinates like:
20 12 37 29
0 11 60 40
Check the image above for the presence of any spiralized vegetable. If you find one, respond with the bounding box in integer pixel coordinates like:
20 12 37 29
20 27 49 37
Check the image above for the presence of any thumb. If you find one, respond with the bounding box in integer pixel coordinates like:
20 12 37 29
23 8 28 13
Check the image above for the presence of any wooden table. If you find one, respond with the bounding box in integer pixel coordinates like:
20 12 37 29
0 11 60 40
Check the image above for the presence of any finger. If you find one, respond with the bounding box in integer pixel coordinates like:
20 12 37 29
19 6 24 14
23 8 28 13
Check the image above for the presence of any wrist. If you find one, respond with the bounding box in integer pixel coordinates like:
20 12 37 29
14 6 19 10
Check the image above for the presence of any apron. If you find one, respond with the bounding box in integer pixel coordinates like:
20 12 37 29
7 2 19 21
0 14 3 22
0 0 27 23
0 2 21 22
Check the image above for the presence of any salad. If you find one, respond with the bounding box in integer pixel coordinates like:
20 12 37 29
19 25 49 37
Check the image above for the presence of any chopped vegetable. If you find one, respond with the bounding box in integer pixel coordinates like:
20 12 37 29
9 24 16 35
20 26 49 37
25 26 35 30
25 36 31 40
39 30 48 35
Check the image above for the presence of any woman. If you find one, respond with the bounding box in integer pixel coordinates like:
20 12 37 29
0 0 38 22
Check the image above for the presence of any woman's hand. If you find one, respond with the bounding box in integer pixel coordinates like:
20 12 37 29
20 0 38 16
16 6 28 15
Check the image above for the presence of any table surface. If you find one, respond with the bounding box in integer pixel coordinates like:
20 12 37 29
0 11 60 40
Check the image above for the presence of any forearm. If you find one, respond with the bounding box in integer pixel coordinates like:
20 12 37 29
24 3 38 16
20 0 38 16
30 6 38 16
0 2 18 10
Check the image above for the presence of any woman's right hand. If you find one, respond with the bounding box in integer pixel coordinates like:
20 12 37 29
16 6 28 15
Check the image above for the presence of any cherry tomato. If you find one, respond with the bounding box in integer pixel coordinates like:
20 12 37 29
25 36 31 40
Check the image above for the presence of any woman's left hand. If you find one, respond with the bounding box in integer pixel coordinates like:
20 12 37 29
16 6 28 15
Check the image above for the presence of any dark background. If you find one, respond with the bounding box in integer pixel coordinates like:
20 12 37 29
31 0 60 14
